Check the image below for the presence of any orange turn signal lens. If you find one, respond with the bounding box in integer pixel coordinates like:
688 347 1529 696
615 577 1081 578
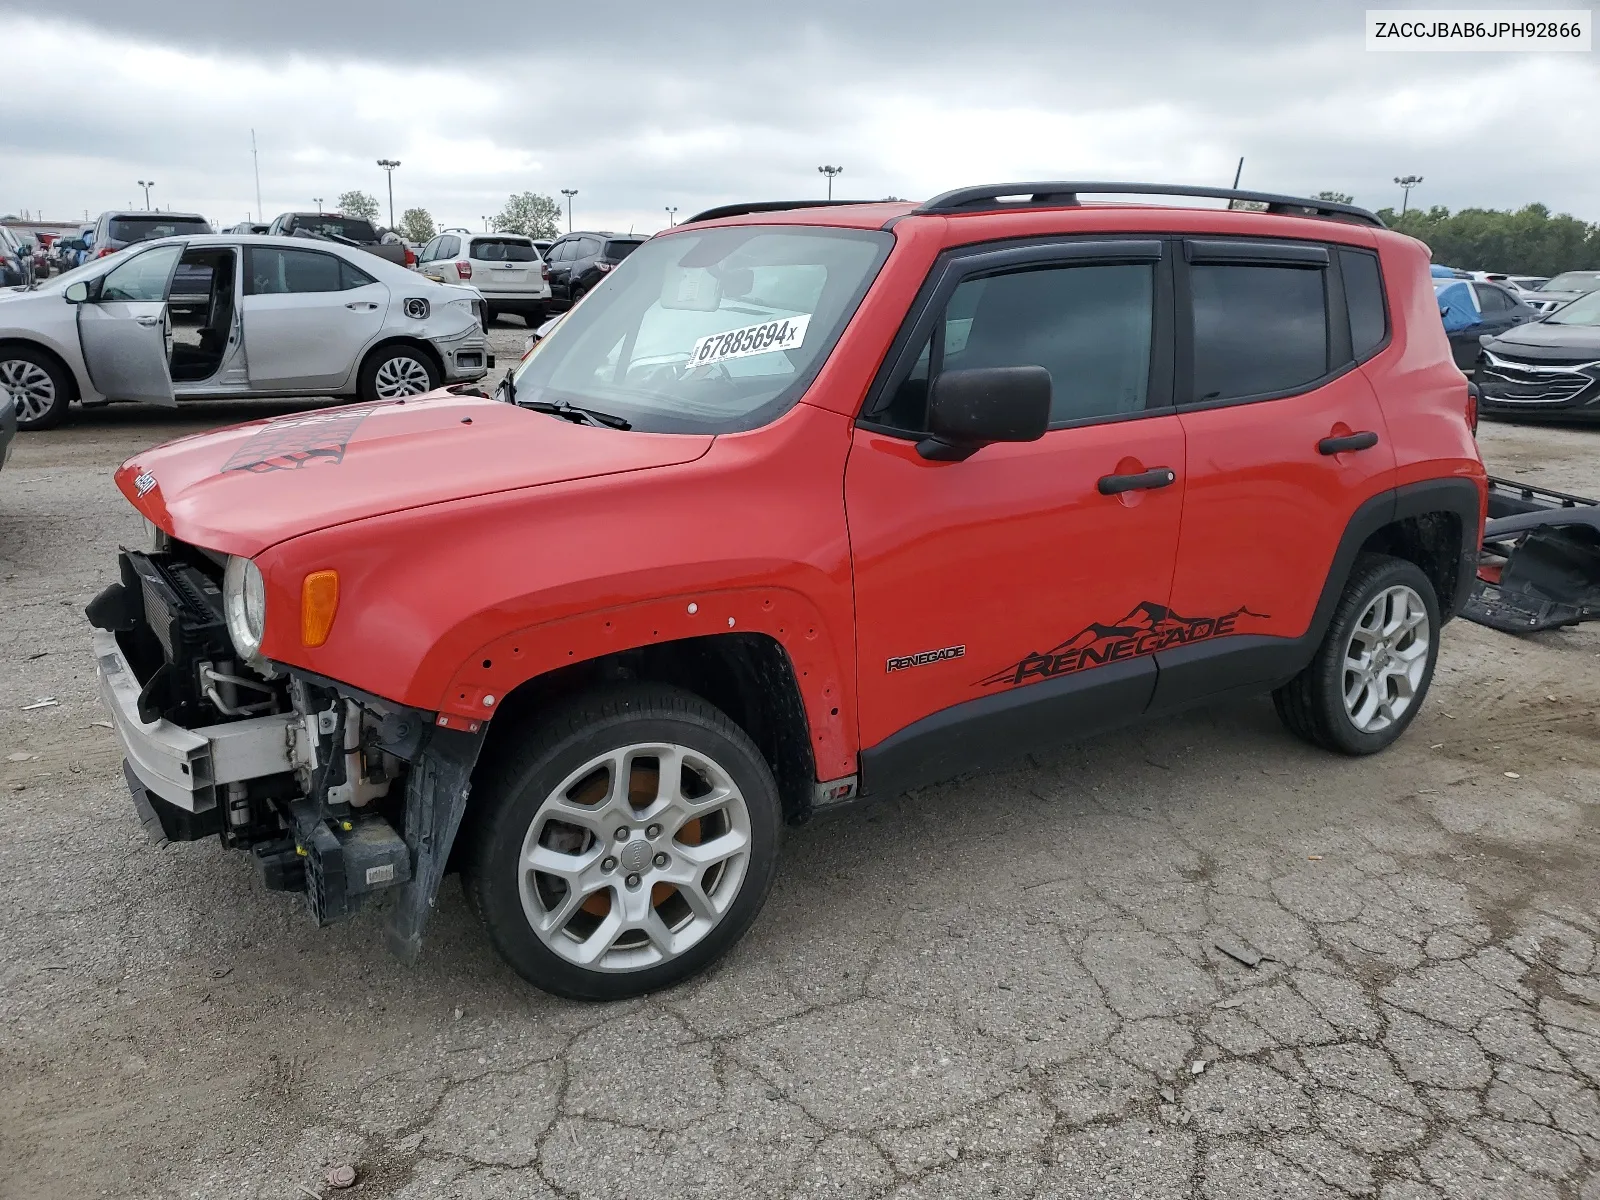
300 570 340 647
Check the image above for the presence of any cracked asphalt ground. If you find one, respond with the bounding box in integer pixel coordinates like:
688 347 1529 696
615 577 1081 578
2 346 1598 1199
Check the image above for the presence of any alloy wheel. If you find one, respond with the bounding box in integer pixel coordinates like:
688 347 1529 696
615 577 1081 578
518 742 752 974
1 358 57 423
372 355 434 398
1342 584 1431 734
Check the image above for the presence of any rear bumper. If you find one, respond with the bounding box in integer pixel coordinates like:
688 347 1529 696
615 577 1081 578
93 626 306 813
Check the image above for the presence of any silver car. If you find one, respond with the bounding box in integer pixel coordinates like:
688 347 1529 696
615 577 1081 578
0 234 491 430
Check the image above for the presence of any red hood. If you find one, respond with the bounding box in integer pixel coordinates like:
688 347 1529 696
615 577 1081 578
117 393 713 556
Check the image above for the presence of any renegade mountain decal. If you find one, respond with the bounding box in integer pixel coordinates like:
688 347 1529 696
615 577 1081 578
978 602 1270 688
220 403 384 473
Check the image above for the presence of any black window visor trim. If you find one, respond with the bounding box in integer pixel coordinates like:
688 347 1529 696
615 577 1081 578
1184 240 1330 267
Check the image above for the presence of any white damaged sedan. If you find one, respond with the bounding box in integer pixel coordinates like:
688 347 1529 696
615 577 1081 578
0 234 491 430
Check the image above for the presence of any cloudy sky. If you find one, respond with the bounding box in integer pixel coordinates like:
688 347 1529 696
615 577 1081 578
2 0 1596 234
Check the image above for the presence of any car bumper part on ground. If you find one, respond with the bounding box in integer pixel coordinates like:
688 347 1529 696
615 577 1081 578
1462 476 1600 632
92 626 306 814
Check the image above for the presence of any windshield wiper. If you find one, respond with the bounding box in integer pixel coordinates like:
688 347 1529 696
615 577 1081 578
521 398 631 430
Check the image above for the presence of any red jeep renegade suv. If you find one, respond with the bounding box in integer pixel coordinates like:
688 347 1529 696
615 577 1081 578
90 183 1485 999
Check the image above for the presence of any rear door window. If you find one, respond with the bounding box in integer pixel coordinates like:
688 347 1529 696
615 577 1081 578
1190 263 1328 402
246 247 357 294
1474 283 1513 313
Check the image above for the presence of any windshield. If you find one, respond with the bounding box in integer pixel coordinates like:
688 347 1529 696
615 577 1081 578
1544 272 1600 294
1546 289 1600 326
297 217 378 242
109 215 211 243
510 225 892 433
471 237 537 262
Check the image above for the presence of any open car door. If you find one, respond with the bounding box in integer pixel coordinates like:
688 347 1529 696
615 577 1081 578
75 242 181 407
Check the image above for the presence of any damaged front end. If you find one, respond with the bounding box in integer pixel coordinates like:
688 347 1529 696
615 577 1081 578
1462 476 1600 633
87 543 482 960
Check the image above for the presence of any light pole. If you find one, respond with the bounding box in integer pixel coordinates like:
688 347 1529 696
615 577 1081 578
313 196 324 212
376 159 401 229
665 206 677 227
818 165 843 200
137 180 155 210
1394 175 1423 216
481 215 489 232
561 189 578 232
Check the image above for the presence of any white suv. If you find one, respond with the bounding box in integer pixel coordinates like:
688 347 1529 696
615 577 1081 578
417 230 551 325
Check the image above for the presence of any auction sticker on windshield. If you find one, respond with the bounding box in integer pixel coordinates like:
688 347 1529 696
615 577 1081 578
688 315 811 369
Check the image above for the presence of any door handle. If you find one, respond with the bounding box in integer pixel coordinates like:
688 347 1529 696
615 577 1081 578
1318 431 1379 455
1098 467 1177 495
345 301 377 310
134 315 161 326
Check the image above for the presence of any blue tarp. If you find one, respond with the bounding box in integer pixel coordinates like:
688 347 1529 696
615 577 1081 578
1434 280 1480 332
1430 264 1470 278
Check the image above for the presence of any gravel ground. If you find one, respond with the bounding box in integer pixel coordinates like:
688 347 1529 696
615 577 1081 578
1 373 1598 1199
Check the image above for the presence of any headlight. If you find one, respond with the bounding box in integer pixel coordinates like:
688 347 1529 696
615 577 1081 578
223 555 267 661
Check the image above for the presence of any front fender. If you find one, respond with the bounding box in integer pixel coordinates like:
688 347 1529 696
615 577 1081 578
436 587 856 779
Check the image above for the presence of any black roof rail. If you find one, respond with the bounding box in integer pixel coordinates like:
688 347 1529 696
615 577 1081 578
680 199 880 225
914 182 1385 228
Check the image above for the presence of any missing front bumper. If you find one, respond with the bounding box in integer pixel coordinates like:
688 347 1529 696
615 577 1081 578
94 626 306 813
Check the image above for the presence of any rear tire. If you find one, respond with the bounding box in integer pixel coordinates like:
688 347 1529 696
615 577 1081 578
1 345 72 431
357 344 440 402
1273 554 1440 756
463 684 783 1001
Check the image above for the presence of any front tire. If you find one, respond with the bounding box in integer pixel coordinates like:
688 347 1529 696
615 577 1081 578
463 684 783 1001
2 346 71 431
1274 554 1440 755
357 344 440 402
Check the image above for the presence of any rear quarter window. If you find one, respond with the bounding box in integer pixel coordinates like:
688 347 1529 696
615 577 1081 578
603 240 643 261
1339 249 1387 360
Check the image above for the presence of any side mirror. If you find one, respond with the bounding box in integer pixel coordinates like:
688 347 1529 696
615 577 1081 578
917 366 1052 461
64 281 90 304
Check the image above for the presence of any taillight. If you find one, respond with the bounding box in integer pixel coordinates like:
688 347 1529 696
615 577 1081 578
540 263 549 281
1466 382 1480 436
404 247 416 267
96 246 117 258
456 261 472 279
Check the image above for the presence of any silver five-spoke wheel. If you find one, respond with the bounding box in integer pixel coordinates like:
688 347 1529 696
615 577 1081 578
2 357 57 424
1341 583 1430 734
372 354 434 398
519 742 752 974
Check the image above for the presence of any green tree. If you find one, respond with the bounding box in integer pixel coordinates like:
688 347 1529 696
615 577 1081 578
494 192 561 239
1373 202 1600 276
337 190 381 223
397 207 436 243
1314 190 1354 204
